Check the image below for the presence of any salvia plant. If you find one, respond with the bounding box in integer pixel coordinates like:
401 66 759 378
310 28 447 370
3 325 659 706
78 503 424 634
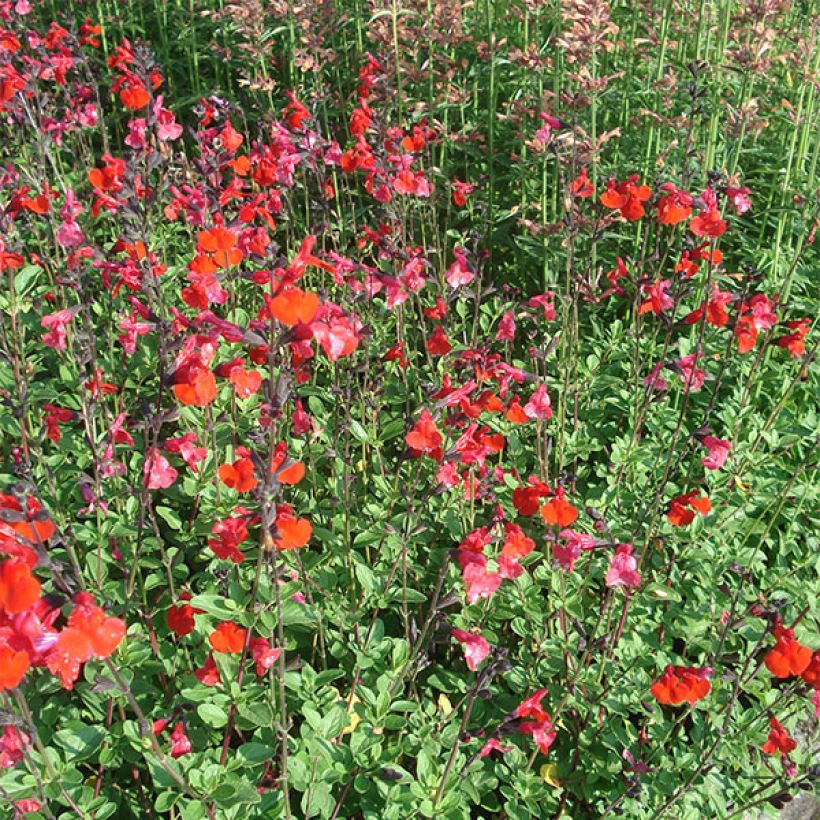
0 0 817 818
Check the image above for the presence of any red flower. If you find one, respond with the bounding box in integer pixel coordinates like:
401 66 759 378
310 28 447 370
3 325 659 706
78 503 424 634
764 625 813 679
0 647 30 692
167 595 202 637
406 409 442 455
218 447 258 493
209 513 250 563
600 175 651 221
689 208 726 238
452 180 475 207
800 650 820 689
273 506 312 551
46 594 126 689
209 621 247 654
775 319 810 358
515 689 557 754
651 665 712 705
197 227 242 269
569 168 594 198
540 490 578 528
0 559 41 615
667 491 711 526
194 653 221 686
656 183 693 225
761 717 796 756
169 722 192 758
267 287 319 326
427 325 452 355
513 477 551 517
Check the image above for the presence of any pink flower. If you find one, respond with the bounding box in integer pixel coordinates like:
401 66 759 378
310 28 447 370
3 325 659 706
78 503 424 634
164 433 207 472
463 562 502 604
495 310 516 342
812 690 820 718
194 653 221 686
143 448 178 490
643 361 669 393
725 186 751 215
478 738 513 757
675 353 705 392
452 628 491 671
250 637 282 676
153 96 182 141
169 722 191 758
498 553 524 579
523 384 552 420
41 309 75 350
700 435 731 470
605 544 641 589
445 248 474 288
0 726 29 769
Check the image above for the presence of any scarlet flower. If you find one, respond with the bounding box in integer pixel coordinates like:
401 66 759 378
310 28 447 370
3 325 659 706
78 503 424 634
667 490 711 527
800 650 820 689
689 207 726 238
541 490 578 528
500 524 535 560
651 665 712 705
229 366 262 399
273 505 312 551
194 653 221 686
0 558 41 615
406 409 442 455
764 625 813 679
515 689 556 754
761 717 796 756
167 595 201 637
269 442 305 485
218 447 258 493
209 513 249 563
479 738 513 757
775 319 810 358
209 621 247 654
638 279 673 316
266 287 319 326
427 325 452 355
656 183 693 225
46 593 126 689
197 227 242 269
118 80 150 111
452 180 475 207
600 175 651 221
0 647 30 692
505 397 529 424
513 477 551 517
569 168 594 198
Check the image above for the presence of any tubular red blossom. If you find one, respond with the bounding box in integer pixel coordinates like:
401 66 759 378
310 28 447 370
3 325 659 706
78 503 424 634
651 665 712 705
764 626 813 679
